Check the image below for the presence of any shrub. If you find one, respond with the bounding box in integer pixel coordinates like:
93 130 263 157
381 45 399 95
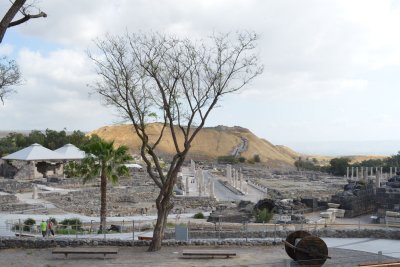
255 208 273 223
193 212 205 219
23 218 36 231
24 218 36 226
217 155 238 164
253 154 261 163
13 218 36 232
59 218 82 230
238 157 246 163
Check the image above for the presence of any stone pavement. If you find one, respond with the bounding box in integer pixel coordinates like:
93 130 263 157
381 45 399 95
0 245 398 267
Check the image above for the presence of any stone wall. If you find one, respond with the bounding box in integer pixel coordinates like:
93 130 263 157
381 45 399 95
331 184 376 217
172 196 217 211
1 228 399 249
376 187 400 212
0 237 280 249
164 228 400 240
0 179 33 193
0 194 18 204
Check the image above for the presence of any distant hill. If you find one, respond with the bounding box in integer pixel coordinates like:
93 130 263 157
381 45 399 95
88 124 300 167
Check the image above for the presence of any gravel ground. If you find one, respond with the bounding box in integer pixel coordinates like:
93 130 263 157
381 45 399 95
0 245 398 267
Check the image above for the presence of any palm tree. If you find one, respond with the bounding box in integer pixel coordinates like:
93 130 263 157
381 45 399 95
80 137 132 232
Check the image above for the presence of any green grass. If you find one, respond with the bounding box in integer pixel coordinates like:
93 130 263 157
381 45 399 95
55 228 84 235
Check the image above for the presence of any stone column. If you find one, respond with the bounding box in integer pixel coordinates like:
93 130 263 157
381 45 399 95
375 170 381 189
226 165 232 183
239 171 243 191
234 169 238 188
365 167 368 179
191 160 195 174
360 167 364 181
32 185 38 199
390 167 393 178
210 181 215 198
395 167 398 175
351 167 354 179
196 170 203 197
370 167 373 177
356 167 359 181
346 167 349 179
30 161 35 179
185 177 189 195
201 170 206 194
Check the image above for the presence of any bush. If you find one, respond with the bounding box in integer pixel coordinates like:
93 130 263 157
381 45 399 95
238 157 246 163
13 218 36 232
253 154 261 163
255 208 273 223
23 218 36 231
24 218 36 226
59 218 82 230
217 155 238 164
193 212 205 219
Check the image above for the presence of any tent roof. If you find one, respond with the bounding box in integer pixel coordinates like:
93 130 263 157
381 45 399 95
54 144 86 160
2 143 65 161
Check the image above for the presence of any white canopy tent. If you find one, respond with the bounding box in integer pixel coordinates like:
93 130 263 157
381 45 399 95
54 144 86 160
2 143 65 161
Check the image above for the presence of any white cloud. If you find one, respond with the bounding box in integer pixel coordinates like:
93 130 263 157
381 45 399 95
0 47 114 131
1 0 400 147
0 44 14 56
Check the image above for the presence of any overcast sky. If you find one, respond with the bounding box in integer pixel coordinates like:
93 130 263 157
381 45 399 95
1 0 400 155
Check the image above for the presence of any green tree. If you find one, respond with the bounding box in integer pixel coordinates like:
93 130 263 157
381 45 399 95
217 155 238 164
44 129 68 150
80 138 132 232
329 157 351 176
253 154 261 163
27 130 46 145
255 208 273 223
68 130 90 148
294 157 319 171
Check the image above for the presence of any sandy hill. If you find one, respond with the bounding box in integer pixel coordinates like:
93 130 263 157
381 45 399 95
88 124 299 167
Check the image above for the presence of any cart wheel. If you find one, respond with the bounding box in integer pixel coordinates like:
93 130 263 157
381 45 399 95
284 230 311 260
295 235 328 267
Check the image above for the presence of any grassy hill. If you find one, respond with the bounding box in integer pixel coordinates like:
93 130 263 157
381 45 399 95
88 124 300 167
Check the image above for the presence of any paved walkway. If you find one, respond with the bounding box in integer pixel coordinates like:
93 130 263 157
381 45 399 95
0 245 397 267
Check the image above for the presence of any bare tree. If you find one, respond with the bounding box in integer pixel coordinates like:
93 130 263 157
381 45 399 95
0 0 47 43
89 32 263 251
0 57 20 103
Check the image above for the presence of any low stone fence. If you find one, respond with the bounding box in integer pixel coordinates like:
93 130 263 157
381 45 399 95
1 228 400 249
164 228 400 240
0 194 18 204
0 237 280 249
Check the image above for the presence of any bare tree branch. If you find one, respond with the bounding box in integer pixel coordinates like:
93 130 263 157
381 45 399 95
0 0 47 43
0 57 21 104
88 32 263 252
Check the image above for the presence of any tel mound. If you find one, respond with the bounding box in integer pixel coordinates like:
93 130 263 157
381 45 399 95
89 124 298 167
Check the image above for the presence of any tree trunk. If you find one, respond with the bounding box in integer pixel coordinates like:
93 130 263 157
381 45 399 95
148 194 172 251
100 172 107 233
0 0 26 43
